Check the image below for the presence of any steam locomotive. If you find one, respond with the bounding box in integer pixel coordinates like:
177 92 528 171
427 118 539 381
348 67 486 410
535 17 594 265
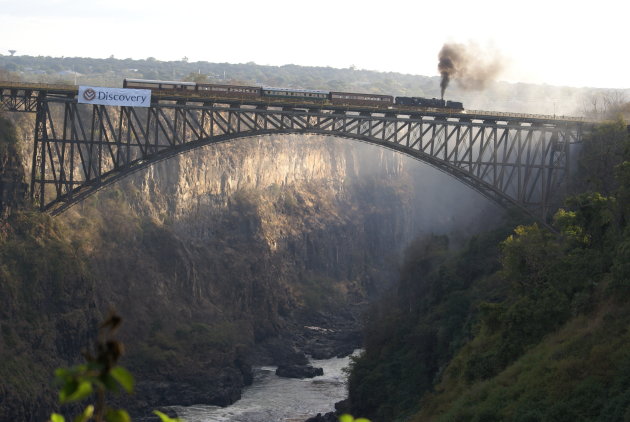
395 96 463 110
123 78 464 111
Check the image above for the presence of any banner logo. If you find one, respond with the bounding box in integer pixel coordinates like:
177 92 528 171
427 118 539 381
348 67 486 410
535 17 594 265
78 86 151 107
83 88 96 101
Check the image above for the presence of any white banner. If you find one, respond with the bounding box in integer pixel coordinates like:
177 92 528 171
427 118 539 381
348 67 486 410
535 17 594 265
78 86 151 107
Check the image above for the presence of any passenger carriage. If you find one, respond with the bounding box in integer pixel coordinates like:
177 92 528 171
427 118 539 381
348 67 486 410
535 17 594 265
123 78 196 92
196 83 261 99
330 92 393 107
261 87 329 101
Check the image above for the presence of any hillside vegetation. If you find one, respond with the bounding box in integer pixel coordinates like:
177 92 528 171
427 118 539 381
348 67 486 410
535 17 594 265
346 118 630 421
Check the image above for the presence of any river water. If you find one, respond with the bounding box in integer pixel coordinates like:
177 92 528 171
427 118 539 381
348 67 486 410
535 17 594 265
170 353 356 422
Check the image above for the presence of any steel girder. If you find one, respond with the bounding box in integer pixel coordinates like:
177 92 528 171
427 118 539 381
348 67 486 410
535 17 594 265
1 87 40 112
24 96 584 222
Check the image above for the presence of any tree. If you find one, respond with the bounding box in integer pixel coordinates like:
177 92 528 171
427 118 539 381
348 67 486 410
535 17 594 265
581 90 627 120
575 118 630 195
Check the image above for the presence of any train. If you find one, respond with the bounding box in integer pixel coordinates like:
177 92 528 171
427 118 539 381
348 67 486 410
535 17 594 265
123 78 464 111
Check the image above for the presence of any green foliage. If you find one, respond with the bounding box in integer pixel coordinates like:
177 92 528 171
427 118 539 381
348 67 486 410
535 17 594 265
0 211 91 309
346 228 511 421
347 118 630 421
50 313 187 422
153 410 183 422
611 228 630 291
574 118 630 195
414 305 630 422
0 115 19 150
338 414 371 422
49 312 139 422
56 366 95 402
109 367 135 394
410 119 630 419
126 319 253 382
178 321 251 350
501 223 561 290
104 409 131 422
50 412 68 422
0 209 98 418
297 273 344 311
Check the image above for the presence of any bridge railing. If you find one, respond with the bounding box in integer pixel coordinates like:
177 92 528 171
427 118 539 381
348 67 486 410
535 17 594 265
0 81 78 92
464 109 587 123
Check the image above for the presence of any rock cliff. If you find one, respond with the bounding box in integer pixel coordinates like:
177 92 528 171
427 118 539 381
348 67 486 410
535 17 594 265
0 128 498 420
0 118 27 220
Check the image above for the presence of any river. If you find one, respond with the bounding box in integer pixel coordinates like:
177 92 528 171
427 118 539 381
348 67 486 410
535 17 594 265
170 353 356 422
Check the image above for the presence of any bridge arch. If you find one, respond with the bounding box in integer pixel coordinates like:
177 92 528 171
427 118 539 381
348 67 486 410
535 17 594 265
43 128 519 218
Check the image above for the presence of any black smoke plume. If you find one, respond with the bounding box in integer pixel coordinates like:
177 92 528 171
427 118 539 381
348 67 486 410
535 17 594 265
438 42 504 99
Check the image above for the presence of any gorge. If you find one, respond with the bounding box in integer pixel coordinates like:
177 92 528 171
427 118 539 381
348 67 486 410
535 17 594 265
0 121 498 421
2 57 629 421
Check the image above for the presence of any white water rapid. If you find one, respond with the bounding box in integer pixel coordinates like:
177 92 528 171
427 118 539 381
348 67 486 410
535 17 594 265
171 353 357 422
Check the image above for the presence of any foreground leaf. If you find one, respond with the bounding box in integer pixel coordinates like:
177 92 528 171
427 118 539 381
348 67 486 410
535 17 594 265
338 414 370 422
153 410 183 422
110 366 135 393
105 409 131 422
73 405 94 422
50 413 65 422
60 380 93 403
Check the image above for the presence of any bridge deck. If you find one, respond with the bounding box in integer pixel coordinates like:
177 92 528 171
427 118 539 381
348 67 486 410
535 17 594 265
0 81 589 125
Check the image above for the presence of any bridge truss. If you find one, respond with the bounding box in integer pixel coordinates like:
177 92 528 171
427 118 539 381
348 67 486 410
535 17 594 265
1 83 587 223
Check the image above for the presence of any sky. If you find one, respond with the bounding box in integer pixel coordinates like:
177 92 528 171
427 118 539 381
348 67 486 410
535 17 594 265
1 0 628 89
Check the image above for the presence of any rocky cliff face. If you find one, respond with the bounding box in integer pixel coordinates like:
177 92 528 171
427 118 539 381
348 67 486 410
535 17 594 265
81 135 414 326
0 128 498 421
0 118 27 220
129 135 406 242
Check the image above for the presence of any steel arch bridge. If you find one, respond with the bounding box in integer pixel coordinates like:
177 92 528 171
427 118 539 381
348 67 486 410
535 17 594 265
1 82 588 222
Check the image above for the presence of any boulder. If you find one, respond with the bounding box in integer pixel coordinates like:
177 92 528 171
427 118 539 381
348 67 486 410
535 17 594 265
305 412 338 422
275 364 324 379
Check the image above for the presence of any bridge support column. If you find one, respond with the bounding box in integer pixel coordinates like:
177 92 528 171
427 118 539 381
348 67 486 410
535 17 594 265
31 97 47 210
